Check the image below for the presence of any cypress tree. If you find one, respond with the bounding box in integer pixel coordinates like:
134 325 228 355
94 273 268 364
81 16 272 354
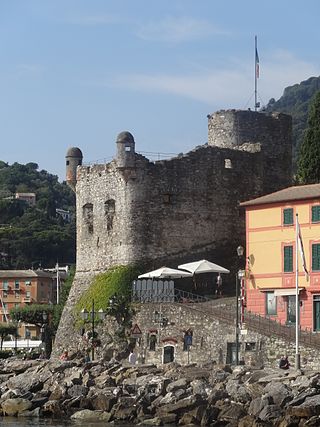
297 91 320 184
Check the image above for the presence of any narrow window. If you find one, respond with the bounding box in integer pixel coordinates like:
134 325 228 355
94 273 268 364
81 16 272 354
312 206 320 223
284 245 293 272
224 159 232 169
149 335 157 351
283 208 293 226
266 292 277 315
183 330 193 351
66 160 70 166
15 280 20 290
163 194 172 204
312 243 320 271
105 199 115 231
83 203 94 234
3 281 8 291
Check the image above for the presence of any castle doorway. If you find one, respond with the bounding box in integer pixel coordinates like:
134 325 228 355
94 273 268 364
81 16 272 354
163 345 174 364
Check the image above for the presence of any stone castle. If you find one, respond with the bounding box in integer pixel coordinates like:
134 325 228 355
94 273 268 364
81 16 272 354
67 109 291 274
53 109 292 355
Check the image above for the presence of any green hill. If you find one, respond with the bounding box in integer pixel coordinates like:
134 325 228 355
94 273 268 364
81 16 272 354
0 161 75 269
265 75 320 169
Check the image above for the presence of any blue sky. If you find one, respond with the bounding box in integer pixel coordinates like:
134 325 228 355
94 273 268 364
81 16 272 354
1 0 320 180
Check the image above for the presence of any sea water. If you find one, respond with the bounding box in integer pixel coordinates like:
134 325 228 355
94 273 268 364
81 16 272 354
0 419 113 426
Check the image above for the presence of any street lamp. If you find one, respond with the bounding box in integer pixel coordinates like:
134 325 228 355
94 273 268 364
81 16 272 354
81 300 106 361
235 245 244 365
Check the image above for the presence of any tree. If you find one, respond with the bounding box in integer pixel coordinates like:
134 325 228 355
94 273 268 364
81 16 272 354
297 91 320 184
0 323 17 350
10 305 54 357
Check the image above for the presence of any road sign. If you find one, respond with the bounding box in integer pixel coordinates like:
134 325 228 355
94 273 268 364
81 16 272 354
131 323 142 338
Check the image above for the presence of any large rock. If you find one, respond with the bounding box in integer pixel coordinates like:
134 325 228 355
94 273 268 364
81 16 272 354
42 399 65 417
63 367 83 386
190 379 211 398
1 398 32 416
18 407 41 418
156 395 203 416
264 381 293 407
6 370 44 394
249 395 272 417
71 409 111 421
258 404 282 422
225 378 251 403
217 402 246 422
287 395 320 417
289 387 318 406
91 393 116 411
167 378 188 393
67 384 88 398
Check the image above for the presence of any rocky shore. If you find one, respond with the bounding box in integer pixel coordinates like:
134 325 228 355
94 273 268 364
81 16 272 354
1 356 320 426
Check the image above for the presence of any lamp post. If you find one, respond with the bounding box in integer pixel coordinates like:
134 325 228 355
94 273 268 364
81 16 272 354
81 300 106 361
41 311 51 358
235 245 244 365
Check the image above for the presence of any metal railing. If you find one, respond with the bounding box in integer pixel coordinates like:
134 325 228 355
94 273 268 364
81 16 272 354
182 300 320 350
132 289 320 350
132 288 209 304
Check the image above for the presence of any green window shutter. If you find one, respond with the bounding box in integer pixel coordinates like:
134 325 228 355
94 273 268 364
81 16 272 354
283 208 293 225
312 206 320 223
284 245 293 272
312 244 320 271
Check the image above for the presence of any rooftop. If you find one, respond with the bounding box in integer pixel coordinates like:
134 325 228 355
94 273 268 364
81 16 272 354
0 270 55 279
240 183 320 207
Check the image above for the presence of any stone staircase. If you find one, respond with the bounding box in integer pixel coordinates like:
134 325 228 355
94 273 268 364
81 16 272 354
177 297 320 351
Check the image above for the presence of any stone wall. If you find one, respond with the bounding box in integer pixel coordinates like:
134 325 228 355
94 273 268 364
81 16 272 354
55 108 293 358
132 302 320 370
55 297 320 370
74 110 292 281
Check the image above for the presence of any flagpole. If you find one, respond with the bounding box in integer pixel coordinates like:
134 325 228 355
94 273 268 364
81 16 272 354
254 35 258 111
295 213 301 370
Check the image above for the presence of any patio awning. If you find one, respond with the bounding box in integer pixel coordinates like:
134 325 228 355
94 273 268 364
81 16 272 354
274 288 304 297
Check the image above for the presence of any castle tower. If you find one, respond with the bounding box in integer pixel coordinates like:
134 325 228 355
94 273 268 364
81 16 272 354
207 109 291 151
65 147 83 191
116 131 136 169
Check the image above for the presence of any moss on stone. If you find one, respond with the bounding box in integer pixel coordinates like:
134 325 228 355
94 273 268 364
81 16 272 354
75 264 140 316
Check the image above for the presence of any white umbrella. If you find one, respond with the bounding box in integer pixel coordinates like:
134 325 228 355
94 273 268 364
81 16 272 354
178 259 230 275
138 266 193 279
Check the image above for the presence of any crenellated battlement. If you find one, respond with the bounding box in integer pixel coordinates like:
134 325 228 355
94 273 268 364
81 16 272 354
64 109 292 275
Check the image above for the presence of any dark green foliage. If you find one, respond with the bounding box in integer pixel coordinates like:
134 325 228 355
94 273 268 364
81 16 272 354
297 91 320 184
0 323 17 350
0 161 75 268
266 76 320 170
10 304 54 326
10 305 55 357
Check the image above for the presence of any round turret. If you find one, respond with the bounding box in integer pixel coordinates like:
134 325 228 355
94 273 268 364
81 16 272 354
116 131 136 169
66 146 83 191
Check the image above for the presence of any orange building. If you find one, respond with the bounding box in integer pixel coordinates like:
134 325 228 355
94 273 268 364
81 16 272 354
0 270 56 337
241 184 320 332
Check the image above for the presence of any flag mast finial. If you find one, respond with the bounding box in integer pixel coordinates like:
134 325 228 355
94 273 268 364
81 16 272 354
255 35 260 111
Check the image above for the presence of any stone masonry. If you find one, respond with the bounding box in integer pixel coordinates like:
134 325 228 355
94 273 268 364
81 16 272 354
54 109 293 357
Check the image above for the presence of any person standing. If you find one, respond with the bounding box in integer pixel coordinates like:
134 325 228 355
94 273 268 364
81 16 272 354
215 274 223 296
128 350 137 365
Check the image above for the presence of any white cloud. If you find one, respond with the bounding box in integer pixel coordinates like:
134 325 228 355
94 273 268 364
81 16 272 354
109 51 319 108
136 16 228 43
